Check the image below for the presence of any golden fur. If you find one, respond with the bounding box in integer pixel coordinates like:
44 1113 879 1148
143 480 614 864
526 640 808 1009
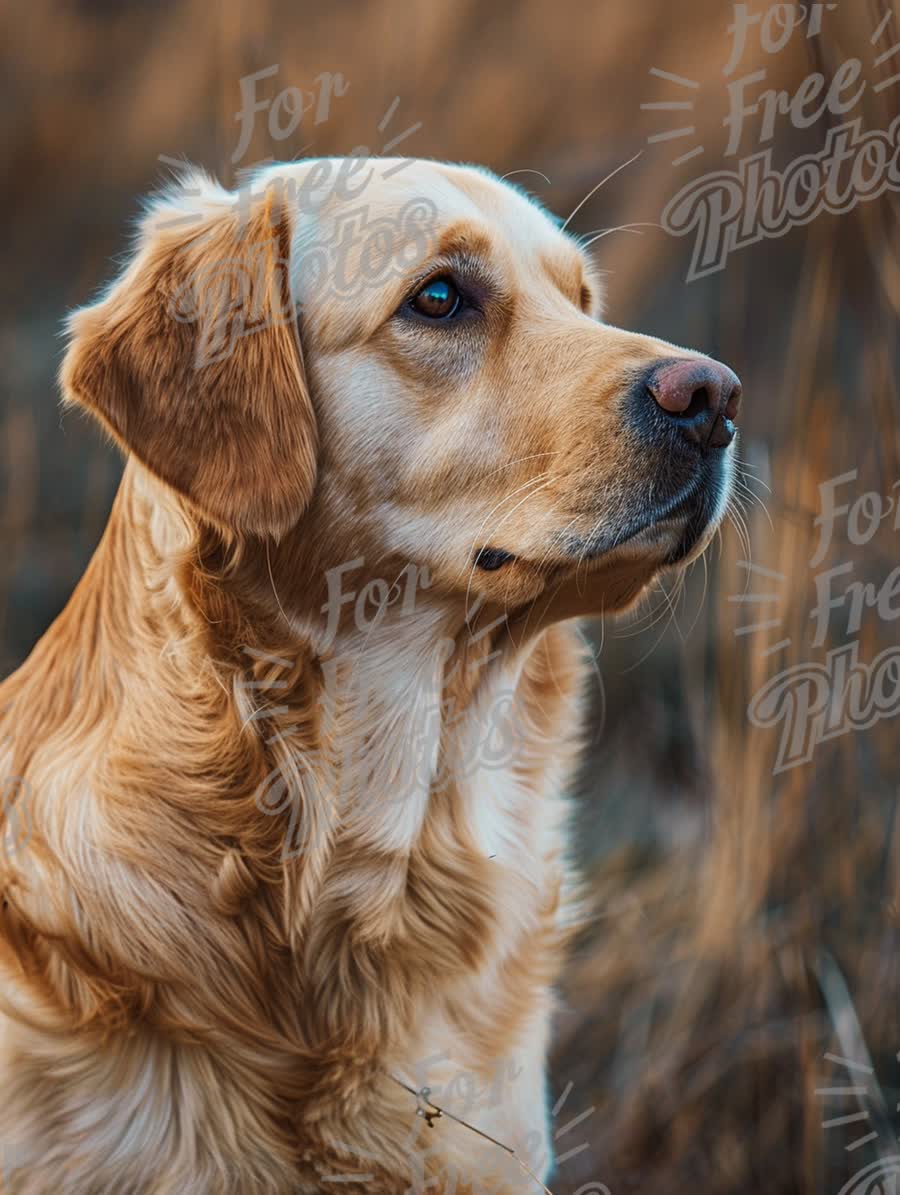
0 159 736 1192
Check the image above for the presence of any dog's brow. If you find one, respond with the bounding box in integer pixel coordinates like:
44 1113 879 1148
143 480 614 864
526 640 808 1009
434 222 494 262
539 249 586 302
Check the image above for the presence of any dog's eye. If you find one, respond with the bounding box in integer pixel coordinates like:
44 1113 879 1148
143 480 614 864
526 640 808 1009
409 276 461 320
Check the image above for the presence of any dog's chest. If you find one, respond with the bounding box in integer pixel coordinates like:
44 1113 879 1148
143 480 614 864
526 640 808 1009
0 624 580 1192
294 635 578 1183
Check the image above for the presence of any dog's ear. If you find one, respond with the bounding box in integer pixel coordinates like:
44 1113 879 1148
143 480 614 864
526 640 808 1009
60 170 317 538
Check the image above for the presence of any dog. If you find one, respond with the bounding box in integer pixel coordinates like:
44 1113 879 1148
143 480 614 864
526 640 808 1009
0 158 741 1193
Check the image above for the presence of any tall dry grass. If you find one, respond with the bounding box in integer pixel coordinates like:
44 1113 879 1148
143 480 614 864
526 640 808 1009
552 8 900 1191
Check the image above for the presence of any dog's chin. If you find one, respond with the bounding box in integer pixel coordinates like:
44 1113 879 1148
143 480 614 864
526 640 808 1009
563 454 732 588
545 521 720 628
469 476 730 631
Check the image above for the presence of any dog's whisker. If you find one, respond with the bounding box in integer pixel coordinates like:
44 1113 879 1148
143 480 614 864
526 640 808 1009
727 502 753 563
463 474 560 622
620 576 685 672
460 471 555 582
560 151 643 232
614 583 673 638
500 168 552 188
731 476 773 532
579 223 659 251
511 502 579 643
680 552 709 642
477 451 561 483
459 472 556 616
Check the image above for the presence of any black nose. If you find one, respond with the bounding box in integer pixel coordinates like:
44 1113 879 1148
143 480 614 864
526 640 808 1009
646 357 742 449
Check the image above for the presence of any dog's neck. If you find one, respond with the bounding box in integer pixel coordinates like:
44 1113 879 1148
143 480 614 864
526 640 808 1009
0 461 584 1176
6 462 566 897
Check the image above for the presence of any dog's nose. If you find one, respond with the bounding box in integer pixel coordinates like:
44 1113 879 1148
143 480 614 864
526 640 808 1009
646 358 742 449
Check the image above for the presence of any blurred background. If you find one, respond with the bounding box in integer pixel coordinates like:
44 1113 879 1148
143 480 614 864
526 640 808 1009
2 2 899 1191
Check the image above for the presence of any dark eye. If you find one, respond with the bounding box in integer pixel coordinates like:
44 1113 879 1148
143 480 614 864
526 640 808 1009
410 276 461 319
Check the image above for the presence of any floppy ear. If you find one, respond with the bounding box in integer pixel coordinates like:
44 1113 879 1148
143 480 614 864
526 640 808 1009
60 170 317 538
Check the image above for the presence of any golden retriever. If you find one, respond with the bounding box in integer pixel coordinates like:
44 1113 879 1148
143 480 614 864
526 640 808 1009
0 158 741 1193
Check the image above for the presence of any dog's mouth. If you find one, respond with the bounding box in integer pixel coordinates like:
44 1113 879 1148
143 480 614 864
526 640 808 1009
473 546 517 572
474 465 730 576
575 474 727 569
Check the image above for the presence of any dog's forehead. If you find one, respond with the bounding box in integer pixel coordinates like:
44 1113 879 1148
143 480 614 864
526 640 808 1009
406 159 565 252
262 157 573 266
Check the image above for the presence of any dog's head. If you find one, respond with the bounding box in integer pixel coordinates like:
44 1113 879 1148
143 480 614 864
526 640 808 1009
61 159 741 627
